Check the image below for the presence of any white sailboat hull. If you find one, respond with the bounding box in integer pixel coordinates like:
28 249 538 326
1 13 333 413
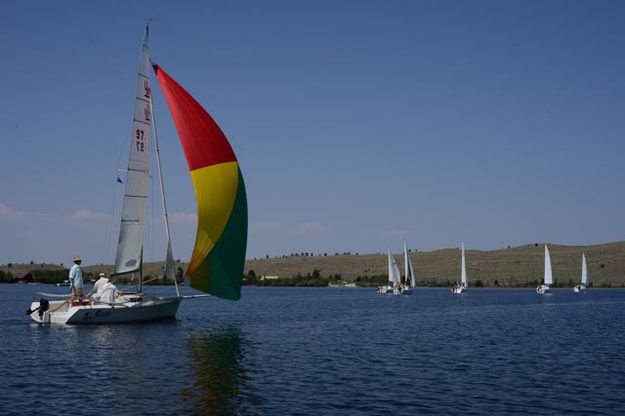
29 295 181 325
378 285 414 295
451 285 466 294
573 284 586 293
377 285 392 294
536 284 551 295
392 286 414 295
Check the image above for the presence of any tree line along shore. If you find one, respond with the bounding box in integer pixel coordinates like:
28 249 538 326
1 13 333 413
1 241 624 288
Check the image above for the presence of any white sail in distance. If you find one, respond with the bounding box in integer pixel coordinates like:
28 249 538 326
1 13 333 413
461 243 468 287
114 27 152 275
581 253 588 286
544 245 553 286
387 250 401 285
404 241 416 288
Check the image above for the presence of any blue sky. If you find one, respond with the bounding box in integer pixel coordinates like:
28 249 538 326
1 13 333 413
1 1 624 265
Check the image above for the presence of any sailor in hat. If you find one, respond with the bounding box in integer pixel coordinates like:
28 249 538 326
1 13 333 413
69 256 84 304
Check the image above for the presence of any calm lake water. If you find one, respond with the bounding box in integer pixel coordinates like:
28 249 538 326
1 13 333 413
1 285 625 415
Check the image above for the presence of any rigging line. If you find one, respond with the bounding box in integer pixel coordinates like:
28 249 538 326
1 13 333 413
144 159 153 270
150 93 180 297
107 174 118 265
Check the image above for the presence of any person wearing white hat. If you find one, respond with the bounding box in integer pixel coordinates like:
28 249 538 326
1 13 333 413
89 272 109 300
69 256 84 304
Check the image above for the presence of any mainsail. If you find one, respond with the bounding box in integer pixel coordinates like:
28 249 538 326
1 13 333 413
153 65 248 301
114 27 152 276
461 243 468 287
387 250 401 286
404 241 416 288
544 245 553 286
581 253 588 286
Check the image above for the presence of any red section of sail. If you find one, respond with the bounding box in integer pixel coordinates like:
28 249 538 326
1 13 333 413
153 64 236 171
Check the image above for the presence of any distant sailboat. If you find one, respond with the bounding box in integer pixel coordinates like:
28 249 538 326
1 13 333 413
377 250 401 294
401 240 416 295
536 245 553 294
574 253 588 293
451 243 468 294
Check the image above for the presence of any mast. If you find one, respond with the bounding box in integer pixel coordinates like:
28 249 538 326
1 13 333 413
150 93 180 297
113 25 152 286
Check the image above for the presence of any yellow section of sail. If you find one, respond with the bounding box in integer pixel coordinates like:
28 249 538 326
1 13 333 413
188 161 240 275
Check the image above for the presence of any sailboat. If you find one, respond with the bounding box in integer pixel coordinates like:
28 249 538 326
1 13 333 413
451 243 468 294
28 26 247 324
536 245 552 294
400 240 416 295
574 253 589 293
377 250 401 294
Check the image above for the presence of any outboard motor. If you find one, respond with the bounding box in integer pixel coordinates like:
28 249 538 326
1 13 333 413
26 298 50 317
38 299 50 318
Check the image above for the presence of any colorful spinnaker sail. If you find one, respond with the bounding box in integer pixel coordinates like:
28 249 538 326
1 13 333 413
153 65 247 301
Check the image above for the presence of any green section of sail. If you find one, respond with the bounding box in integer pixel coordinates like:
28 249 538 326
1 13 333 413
189 168 248 300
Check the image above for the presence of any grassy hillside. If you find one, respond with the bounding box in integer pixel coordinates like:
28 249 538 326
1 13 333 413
244 241 625 287
2 241 624 287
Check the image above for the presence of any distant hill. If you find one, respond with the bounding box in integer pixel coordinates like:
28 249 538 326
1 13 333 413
244 241 625 287
2 241 624 287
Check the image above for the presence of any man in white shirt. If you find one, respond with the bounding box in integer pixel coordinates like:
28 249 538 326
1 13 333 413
89 273 109 300
99 282 118 304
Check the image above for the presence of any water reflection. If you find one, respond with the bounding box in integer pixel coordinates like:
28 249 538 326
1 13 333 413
179 326 260 415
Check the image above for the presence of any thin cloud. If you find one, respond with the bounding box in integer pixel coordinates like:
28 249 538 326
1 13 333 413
252 221 325 235
169 212 197 223
385 228 413 238
71 209 111 222
0 202 58 219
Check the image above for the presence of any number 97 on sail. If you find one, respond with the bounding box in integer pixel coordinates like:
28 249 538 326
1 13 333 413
136 129 145 152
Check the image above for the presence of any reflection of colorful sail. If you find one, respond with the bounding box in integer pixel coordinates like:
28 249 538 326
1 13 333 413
181 326 260 413
153 65 247 301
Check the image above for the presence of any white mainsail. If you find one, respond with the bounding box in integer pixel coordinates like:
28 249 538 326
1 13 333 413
404 241 416 288
114 27 152 276
581 253 588 286
544 245 553 286
387 250 401 286
461 243 468 287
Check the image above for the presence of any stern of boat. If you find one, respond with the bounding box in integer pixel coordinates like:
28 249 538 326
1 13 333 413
27 299 71 324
